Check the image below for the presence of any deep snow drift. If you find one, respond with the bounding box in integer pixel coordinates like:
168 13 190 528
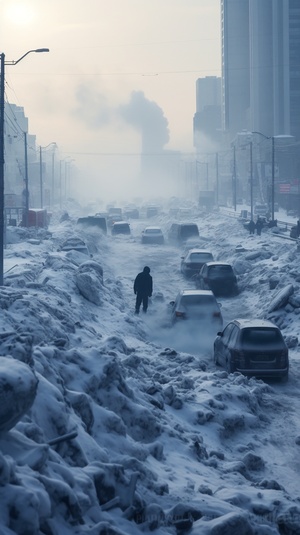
1 205 300 535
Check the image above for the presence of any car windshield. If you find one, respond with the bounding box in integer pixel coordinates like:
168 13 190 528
241 328 282 346
181 226 198 237
145 229 161 234
114 224 129 231
189 253 213 263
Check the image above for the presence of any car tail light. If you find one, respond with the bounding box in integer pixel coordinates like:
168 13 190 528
279 350 288 366
233 349 246 367
175 311 185 318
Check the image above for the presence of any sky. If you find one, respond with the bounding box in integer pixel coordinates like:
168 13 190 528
1 202 300 534
0 0 221 201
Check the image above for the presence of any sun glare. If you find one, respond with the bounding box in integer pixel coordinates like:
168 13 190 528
5 2 35 25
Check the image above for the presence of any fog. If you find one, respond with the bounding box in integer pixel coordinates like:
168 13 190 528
70 89 177 203
119 90 170 152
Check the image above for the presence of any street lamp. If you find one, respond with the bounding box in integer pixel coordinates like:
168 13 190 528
232 145 237 211
249 141 253 220
0 47 49 286
252 131 275 221
39 142 56 208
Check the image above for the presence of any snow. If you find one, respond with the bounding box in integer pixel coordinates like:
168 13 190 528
1 204 300 534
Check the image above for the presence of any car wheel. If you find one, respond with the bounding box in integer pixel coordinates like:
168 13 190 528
213 348 219 366
281 371 289 383
226 358 235 374
233 285 239 296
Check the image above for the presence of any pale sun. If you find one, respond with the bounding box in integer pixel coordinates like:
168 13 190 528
5 2 35 25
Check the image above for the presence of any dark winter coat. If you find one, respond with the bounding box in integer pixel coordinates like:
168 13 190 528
134 267 153 297
248 220 256 233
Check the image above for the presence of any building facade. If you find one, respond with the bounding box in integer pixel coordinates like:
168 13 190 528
193 76 222 150
221 0 300 140
221 0 300 213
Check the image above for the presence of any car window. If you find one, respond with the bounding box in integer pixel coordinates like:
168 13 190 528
228 325 239 346
180 294 217 307
114 224 130 231
208 265 234 276
189 253 213 263
200 265 207 276
222 323 235 343
145 229 161 234
241 328 283 346
180 226 198 237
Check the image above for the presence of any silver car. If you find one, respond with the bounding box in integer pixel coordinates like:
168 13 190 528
181 249 214 278
170 289 223 331
141 227 164 244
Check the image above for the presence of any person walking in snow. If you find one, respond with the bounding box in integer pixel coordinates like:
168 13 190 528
248 219 256 235
134 266 153 314
256 218 263 236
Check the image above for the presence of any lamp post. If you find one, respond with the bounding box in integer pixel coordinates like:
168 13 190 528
252 131 275 221
39 142 56 208
0 48 49 286
232 145 237 211
215 152 219 207
249 141 253 220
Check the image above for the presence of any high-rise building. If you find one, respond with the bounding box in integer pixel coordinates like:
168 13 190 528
193 76 222 149
221 0 300 140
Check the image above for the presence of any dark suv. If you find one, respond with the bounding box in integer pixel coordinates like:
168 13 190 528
168 223 199 245
196 261 238 296
213 318 289 380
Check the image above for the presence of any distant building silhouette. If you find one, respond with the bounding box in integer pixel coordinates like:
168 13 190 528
193 76 222 150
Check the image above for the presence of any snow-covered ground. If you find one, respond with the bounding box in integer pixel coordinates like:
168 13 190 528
1 203 300 535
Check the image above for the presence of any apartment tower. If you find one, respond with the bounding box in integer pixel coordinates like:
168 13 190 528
221 0 300 140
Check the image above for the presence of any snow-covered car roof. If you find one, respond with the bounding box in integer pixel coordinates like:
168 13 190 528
142 227 163 232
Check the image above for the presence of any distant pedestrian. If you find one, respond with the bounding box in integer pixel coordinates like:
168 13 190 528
256 218 263 236
134 266 153 314
248 220 255 235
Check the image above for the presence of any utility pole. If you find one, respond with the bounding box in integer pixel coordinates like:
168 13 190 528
271 136 275 221
215 152 219 206
0 54 4 285
59 160 63 209
250 141 253 220
0 48 49 286
39 146 43 208
233 145 237 211
24 132 29 227
51 150 55 207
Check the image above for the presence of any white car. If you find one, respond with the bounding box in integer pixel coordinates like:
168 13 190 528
169 289 223 331
141 227 164 244
58 236 90 255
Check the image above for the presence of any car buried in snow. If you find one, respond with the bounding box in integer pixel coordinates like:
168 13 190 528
111 221 131 236
195 261 238 297
213 318 289 380
58 236 90 255
169 289 223 331
181 248 214 278
141 227 164 244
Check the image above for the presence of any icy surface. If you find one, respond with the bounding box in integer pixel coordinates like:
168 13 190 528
1 205 300 534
